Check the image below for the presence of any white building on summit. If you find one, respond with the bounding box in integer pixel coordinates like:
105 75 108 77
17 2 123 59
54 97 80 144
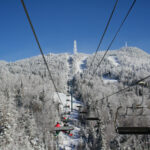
73 40 77 54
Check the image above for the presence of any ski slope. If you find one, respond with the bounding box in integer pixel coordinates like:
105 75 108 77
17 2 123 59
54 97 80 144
75 59 87 73
107 56 120 66
53 55 87 149
102 56 120 84
53 92 84 149
75 56 87 74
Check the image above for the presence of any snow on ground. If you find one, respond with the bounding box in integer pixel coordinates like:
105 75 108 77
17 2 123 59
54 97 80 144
52 55 86 149
102 77 118 84
75 56 87 74
53 93 70 105
53 92 72 112
102 56 119 84
58 98 84 150
53 92 84 149
107 56 120 66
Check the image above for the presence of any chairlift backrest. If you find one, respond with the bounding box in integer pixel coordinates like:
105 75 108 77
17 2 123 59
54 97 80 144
64 105 70 108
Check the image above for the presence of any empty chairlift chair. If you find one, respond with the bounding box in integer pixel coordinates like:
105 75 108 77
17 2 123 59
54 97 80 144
115 81 150 134
114 106 150 134
64 105 70 108
85 111 100 121
66 99 70 102
79 105 89 114
77 105 82 108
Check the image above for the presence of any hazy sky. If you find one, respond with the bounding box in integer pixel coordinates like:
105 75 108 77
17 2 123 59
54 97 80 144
0 0 150 61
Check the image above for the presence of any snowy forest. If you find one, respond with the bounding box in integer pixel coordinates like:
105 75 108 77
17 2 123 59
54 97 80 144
0 47 150 150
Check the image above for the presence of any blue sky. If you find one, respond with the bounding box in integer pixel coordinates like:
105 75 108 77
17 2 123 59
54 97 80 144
0 0 150 61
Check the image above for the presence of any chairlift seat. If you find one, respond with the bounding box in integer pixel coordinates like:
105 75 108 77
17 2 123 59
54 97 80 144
64 105 70 108
54 126 74 131
66 99 70 101
63 112 70 115
117 127 150 134
138 81 146 86
79 111 87 114
86 117 100 121
61 118 70 122
77 105 82 108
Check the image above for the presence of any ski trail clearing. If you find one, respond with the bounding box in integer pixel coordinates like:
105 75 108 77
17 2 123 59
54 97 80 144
75 56 87 74
107 56 120 66
54 93 84 149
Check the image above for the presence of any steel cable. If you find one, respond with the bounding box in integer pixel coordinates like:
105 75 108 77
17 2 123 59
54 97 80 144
89 0 136 82
21 0 63 104
88 0 119 73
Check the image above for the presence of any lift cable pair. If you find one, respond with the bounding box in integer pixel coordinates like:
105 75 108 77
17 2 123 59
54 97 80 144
88 0 136 82
88 0 119 72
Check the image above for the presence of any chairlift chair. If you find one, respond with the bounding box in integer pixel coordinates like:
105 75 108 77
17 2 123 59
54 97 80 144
138 81 147 86
79 111 87 114
117 127 150 134
66 99 70 102
61 117 70 123
85 111 99 121
115 81 150 134
115 106 150 134
64 105 70 108
54 126 74 131
63 112 70 115
77 105 82 108
86 117 100 121
84 106 100 121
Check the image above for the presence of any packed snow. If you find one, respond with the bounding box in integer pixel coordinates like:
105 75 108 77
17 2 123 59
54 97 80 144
102 76 118 84
74 55 87 74
53 92 84 150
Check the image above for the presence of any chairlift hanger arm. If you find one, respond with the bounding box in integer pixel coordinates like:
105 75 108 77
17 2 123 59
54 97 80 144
114 106 122 128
